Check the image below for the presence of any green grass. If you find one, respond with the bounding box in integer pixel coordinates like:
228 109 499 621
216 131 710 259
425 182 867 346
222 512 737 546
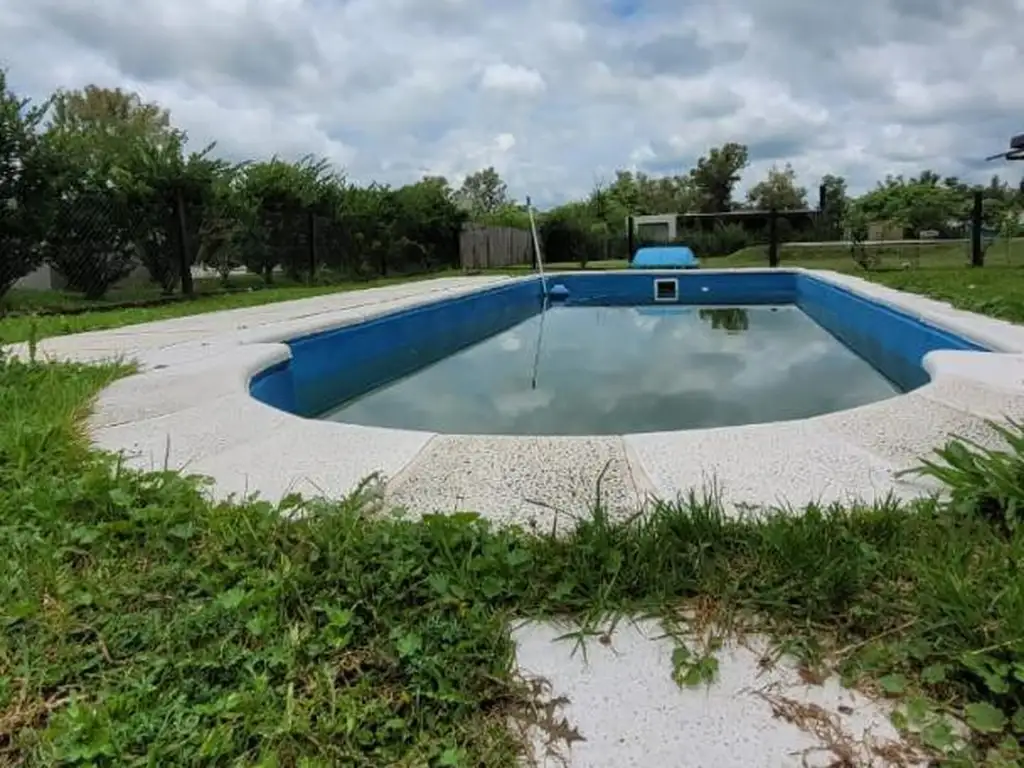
3 357 1024 765
6 246 1024 344
720 239 1024 272
2 273 275 314
865 269 1024 324
0 271 464 344
494 259 629 274
719 241 1024 323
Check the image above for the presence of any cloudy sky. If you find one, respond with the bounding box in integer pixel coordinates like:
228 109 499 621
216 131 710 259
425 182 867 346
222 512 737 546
2 0 1023 205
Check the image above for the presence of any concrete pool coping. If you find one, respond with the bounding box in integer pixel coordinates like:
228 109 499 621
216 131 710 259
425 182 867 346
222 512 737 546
9 268 1024 525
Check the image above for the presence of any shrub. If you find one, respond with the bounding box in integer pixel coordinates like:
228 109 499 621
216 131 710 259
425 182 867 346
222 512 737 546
44 185 142 300
0 71 58 300
676 222 756 259
540 208 607 266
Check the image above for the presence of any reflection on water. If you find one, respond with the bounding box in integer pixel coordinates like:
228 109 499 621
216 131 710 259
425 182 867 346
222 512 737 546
321 305 900 435
699 307 749 334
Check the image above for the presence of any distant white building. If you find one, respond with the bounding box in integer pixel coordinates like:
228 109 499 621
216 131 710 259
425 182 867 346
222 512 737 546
15 261 152 292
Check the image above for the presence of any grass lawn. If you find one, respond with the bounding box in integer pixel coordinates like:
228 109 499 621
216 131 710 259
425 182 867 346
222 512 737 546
719 242 1024 323
0 271 465 345
3 272 277 314
720 239 1024 272
2 356 1024 765
6 245 1024 344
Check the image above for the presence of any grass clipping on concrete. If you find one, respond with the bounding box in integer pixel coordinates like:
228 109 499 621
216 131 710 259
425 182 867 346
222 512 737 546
2 359 1024 766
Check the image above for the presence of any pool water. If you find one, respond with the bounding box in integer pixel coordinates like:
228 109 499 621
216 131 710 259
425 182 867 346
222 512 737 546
320 305 900 435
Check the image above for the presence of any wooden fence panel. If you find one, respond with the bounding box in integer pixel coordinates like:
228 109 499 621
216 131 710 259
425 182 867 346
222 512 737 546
459 225 533 270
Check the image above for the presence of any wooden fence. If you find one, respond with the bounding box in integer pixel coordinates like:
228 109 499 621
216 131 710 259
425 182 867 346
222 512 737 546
459 225 533 270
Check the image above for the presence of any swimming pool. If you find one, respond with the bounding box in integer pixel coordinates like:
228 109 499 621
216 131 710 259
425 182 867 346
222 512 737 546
250 271 986 436
76 269 1024 517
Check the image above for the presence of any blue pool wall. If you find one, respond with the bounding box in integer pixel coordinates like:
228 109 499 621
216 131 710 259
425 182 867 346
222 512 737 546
250 271 987 418
251 280 541 417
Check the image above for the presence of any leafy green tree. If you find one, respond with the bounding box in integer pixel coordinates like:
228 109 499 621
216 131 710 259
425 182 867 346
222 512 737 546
690 143 749 213
856 174 966 238
239 156 334 283
49 85 174 143
43 85 184 298
0 70 59 300
197 170 253 286
391 177 467 270
602 170 696 217
455 167 509 216
818 174 848 238
125 137 228 294
540 201 607 267
746 163 807 211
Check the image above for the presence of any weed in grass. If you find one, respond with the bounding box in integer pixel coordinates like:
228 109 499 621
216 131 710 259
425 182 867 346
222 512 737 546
907 419 1024 536
2 357 1024 765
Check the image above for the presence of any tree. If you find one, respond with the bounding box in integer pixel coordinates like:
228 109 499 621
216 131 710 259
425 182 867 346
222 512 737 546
690 142 749 213
819 174 847 214
197 169 252 286
843 203 879 270
49 85 174 145
541 201 606 267
818 174 848 239
456 167 509 216
601 170 696 218
856 175 965 238
126 136 228 294
746 163 808 211
238 156 334 283
391 177 467 271
0 70 59 300
43 85 186 298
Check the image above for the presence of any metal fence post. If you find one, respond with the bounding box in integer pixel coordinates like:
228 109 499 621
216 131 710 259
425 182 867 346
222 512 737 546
307 210 317 283
767 208 780 267
175 189 194 296
971 189 984 267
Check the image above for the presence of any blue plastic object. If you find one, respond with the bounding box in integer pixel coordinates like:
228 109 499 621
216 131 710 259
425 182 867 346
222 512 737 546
630 245 699 269
548 284 570 301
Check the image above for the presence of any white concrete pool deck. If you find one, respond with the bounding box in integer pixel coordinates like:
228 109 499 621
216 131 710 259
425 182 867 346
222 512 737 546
10 268 1024 528
512 618 939 767
7 268 1018 766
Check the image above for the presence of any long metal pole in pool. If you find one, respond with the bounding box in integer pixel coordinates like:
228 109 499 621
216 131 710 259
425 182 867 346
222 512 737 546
525 195 549 297
525 195 548 389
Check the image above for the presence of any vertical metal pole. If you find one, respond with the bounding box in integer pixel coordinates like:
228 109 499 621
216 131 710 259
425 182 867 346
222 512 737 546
817 183 829 241
526 196 547 296
971 189 984 267
307 210 317 283
176 188 194 296
768 208 780 267
626 215 635 262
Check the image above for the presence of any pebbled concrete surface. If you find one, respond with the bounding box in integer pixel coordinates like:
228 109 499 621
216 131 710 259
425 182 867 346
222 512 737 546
625 417 930 513
513 619 930 768
7 269 1024 517
387 435 651 530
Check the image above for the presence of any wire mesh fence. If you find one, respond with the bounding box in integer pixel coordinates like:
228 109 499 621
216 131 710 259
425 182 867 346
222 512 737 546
2 190 463 315
5 183 1021 317
620 189 1022 272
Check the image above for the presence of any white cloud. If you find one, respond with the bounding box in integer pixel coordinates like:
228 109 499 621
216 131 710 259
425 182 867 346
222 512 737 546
480 63 546 95
2 0 1023 206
